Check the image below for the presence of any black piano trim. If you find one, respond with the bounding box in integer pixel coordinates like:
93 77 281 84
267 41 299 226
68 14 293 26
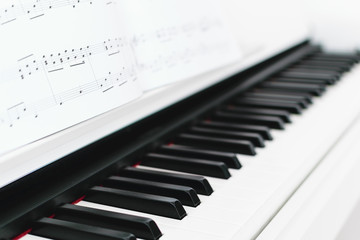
0 40 315 238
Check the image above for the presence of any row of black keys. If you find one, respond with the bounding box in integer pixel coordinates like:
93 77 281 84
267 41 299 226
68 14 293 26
25 52 359 240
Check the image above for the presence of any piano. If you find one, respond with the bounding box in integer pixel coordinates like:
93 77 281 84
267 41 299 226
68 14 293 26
1 1 360 240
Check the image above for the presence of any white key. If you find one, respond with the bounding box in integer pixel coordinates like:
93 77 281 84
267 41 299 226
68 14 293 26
21 235 52 240
77 201 236 239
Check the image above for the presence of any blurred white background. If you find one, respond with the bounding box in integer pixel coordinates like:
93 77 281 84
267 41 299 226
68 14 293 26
301 0 360 52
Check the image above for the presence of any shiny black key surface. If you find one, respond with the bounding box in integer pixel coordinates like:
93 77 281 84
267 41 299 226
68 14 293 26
157 144 241 169
85 186 186 219
198 120 273 140
233 97 302 114
120 166 213 195
245 91 312 104
32 217 136 240
103 176 200 207
277 71 338 83
293 63 348 73
270 76 334 85
174 133 256 155
187 126 264 148
251 88 313 103
142 152 232 179
223 105 291 123
213 111 285 129
54 204 162 240
238 95 308 109
259 81 325 96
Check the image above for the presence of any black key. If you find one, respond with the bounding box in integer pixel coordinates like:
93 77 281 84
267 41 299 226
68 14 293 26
307 55 357 64
311 53 360 63
270 76 334 85
213 111 285 129
187 126 264 148
277 71 338 83
238 95 308 109
142 152 232 179
233 97 302 114
32 217 136 240
174 133 256 156
198 120 273 140
293 63 347 73
245 91 312 104
85 186 186 219
157 144 241 169
251 88 313 102
54 204 162 240
259 81 325 96
103 176 200 207
287 67 342 76
223 105 291 123
298 60 351 71
120 166 213 195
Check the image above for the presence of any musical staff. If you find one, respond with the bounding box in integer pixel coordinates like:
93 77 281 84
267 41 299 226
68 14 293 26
0 0 95 26
130 17 230 76
1 37 136 128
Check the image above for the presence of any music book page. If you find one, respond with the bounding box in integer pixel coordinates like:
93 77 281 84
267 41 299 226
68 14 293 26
0 0 241 155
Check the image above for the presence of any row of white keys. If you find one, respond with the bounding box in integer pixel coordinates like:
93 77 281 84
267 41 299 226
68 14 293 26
75 65 360 239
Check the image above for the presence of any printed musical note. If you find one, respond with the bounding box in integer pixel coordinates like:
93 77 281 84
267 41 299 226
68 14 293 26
17 54 41 79
7 102 27 127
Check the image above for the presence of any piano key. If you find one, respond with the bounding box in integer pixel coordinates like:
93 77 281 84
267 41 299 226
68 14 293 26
21 235 52 240
251 88 313 103
282 66 342 76
173 133 256 155
277 71 339 82
133 165 231 192
213 111 285 129
119 166 213 195
54 204 162 240
269 76 334 85
77 201 239 240
102 176 200 207
223 105 291 123
156 144 241 169
298 60 351 71
141 153 232 179
302 57 354 66
85 186 186 219
32 217 136 240
197 120 273 140
244 91 312 104
259 81 325 96
187 126 265 148
237 95 308 109
292 63 348 73
307 55 358 64
286 66 343 77
232 97 302 114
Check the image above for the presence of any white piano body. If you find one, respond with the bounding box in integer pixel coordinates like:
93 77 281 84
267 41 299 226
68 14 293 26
1 0 360 239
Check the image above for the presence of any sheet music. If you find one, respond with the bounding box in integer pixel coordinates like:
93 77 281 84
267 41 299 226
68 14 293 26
0 0 241 156
118 0 242 90
0 0 142 155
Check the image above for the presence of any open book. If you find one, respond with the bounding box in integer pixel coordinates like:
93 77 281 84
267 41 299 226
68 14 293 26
0 0 241 155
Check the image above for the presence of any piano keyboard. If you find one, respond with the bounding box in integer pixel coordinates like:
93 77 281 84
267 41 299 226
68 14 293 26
16 50 360 240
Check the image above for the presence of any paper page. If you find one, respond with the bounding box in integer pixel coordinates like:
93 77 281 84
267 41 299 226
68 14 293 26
117 0 242 90
0 0 143 155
